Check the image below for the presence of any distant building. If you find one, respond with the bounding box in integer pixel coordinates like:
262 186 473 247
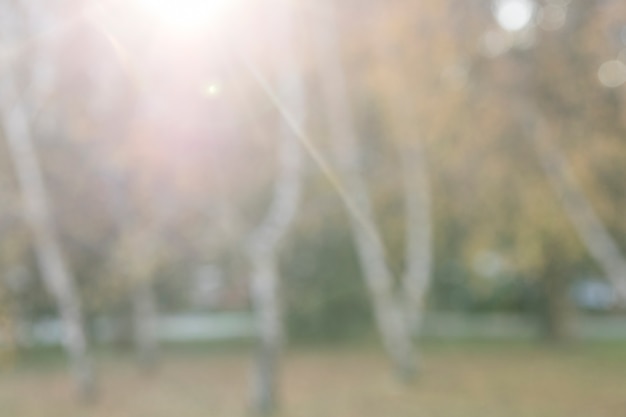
571 279 617 311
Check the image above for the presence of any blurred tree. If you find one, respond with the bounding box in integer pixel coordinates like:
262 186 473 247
523 0 626 307
529 118 626 305
312 1 416 380
244 3 306 414
0 1 94 400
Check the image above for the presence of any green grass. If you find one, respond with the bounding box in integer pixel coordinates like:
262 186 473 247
1 341 626 417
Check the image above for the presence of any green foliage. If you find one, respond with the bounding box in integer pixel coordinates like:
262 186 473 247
282 197 373 342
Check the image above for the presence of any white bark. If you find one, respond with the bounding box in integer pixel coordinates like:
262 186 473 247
248 254 283 415
127 229 161 372
530 120 626 304
400 142 432 333
0 286 18 366
372 0 433 337
0 4 94 400
245 5 305 414
132 279 158 370
313 4 415 380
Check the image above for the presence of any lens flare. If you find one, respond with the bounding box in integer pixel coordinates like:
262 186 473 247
135 0 235 36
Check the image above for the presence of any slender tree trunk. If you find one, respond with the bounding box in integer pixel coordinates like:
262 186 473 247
128 226 162 373
539 272 573 342
132 279 158 371
248 253 283 415
245 5 305 413
530 120 626 305
0 41 95 403
536 237 575 342
369 1 434 362
400 143 432 334
371 0 434 338
312 3 415 380
247 133 303 414
0 285 17 368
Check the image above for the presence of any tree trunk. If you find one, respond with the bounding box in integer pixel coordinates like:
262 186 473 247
132 280 158 371
0 47 95 402
370 1 434 339
400 143 432 335
246 131 303 414
312 3 415 380
539 272 574 342
530 120 626 305
244 4 305 413
0 285 18 368
536 238 575 342
248 254 282 415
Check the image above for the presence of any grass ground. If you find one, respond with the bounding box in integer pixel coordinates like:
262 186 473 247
1 341 625 417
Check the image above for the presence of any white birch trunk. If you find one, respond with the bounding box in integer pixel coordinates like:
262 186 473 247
530 120 626 304
1 74 96 402
312 4 415 380
0 9 94 399
248 252 283 415
0 43 93 406
371 0 434 338
128 222 164 372
400 142 432 334
132 279 158 370
245 5 305 413
0 285 18 367
128 230 161 372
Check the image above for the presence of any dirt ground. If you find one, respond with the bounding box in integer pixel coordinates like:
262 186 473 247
1 342 625 417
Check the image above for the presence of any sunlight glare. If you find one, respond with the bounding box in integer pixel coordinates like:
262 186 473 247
493 0 536 32
136 0 235 35
202 81 222 97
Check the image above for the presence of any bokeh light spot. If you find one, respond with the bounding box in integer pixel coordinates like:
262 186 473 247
538 4 566 31
598 60 626 88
